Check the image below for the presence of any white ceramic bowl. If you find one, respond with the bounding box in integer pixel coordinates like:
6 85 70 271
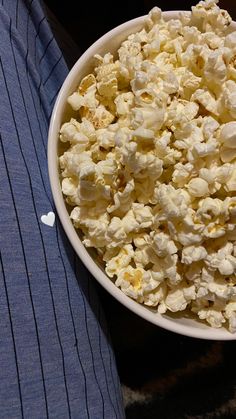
48 11 236 340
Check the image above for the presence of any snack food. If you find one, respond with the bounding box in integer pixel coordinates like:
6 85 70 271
59 0 236 331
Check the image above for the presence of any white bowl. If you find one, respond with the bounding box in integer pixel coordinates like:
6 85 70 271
48 11 236 340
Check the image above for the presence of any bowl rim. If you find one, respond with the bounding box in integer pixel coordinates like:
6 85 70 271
48 11 236 340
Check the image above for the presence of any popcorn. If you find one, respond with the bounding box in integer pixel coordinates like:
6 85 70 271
143 283 167 307
218 259 235 276
132 106 165 131
106 245 134 278
132 203 153 228
205 242 236 276
60 118 89 147
78 74 97 94
225 32 236 51
77 212 110 248
108 179 135 214
154 184 191 220
115 92 134 115
60 0 236 332
61 177 78 197
68 74 98 111
165 288 188 312
187 178 209 197
151 232 178 257
198 308 226 328
182 245 207 264
191 89 218 115
172 162 194 187
219 122 236 148
204 50 227 86
220 147 236 163
191 0 232 35
97 74 118 98
225 302 236 333
115 265 164 302
115 266 143 297
225 168 236 191
202 116 220 139
80 104 115 129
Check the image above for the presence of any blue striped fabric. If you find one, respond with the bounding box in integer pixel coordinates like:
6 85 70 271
0 1 125 418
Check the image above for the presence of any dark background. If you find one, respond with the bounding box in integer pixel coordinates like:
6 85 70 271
45 0 235 54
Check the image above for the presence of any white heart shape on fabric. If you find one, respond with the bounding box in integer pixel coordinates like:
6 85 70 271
41 211 55 227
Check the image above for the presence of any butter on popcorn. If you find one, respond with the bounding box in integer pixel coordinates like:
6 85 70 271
59 0 236 332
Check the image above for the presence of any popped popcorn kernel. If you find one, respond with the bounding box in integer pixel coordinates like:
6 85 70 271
187 178 209 197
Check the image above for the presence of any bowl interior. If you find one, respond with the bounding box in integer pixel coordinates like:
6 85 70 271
48 11 236 340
